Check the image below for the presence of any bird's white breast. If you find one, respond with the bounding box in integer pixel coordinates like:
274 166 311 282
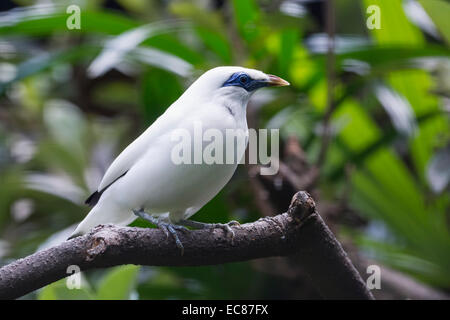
107 98 248 219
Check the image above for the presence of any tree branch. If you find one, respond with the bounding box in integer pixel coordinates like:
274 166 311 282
0 191 374 300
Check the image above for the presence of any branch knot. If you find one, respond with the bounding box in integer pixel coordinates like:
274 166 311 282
86 225 121 261
288 191 316 223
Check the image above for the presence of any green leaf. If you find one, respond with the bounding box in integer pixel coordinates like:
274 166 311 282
0 170 24 227
38 279 94 300
363 0 449 184
140 68 184 124
354 234 450 287
96 265 140 300
419 0 450 45
0 9 139 36
87 21 190 78
144 34 204 65
334 46 450 69
232 0 260 42
0 45 99 95
196 27 232 63
328 111 444 180
363 0 424 45
168 3 231 63
278 29 299 78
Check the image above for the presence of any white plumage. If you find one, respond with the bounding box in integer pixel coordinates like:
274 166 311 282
70 66 288 238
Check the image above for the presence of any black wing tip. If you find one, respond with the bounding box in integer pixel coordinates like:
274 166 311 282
67 233 80 241
85 171 128 207
85 190 101 207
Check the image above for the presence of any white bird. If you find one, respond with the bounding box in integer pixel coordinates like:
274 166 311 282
69 66 289 250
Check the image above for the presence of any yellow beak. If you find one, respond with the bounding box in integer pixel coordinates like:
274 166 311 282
266 74 290 87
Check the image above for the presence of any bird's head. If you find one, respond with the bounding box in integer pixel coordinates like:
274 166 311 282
182 66 289 105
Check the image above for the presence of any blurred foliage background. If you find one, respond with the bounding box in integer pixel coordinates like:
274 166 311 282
0 0 449 299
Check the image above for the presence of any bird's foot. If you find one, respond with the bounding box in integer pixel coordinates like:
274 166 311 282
179 219 240 244
157 222 188 255
133 209 188 255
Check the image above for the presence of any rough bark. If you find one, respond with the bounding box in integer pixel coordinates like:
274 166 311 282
0 191 374 300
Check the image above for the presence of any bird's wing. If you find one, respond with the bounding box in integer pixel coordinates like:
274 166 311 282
86 107 183 206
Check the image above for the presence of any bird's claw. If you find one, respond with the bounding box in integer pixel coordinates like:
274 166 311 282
157 222 188 239
213 221 240 244
159 224 170 239
227 220 240 227
156 222 188 255
133 209 188 255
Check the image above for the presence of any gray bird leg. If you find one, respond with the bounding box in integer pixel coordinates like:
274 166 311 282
178 219 240 244
133 209 188 255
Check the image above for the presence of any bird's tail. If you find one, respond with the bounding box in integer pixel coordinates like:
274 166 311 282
68 202 136 240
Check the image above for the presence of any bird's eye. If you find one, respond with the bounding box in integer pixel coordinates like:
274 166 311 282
239 74 249 84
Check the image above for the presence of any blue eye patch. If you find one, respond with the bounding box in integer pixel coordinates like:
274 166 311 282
222 72 267 92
